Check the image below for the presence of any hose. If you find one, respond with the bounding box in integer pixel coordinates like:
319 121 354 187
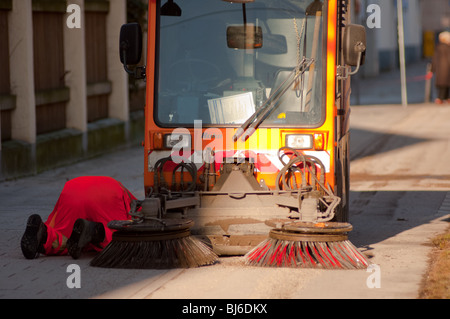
154 156 197 193
276 147 325 191
275 147 340 222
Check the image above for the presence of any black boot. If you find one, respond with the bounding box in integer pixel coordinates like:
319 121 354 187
67 219 105 259
21 214 47 259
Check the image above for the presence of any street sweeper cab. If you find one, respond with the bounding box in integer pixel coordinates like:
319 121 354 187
119 0 367 258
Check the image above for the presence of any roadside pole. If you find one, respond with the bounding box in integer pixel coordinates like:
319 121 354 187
397 0 408 108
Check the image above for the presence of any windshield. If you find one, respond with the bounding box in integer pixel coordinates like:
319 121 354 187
156 0 325 127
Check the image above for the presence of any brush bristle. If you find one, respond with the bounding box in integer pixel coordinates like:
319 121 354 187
245 238 370 269
91 235 218 269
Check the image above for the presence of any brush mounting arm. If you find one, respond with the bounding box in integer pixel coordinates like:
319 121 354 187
129 196 200 222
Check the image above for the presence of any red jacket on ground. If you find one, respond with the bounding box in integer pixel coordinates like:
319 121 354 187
43 176 136 255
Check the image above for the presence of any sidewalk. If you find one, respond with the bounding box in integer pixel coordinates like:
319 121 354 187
0 145 147 299
351 59 434 106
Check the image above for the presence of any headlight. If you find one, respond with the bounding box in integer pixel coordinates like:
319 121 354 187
163 134 191 149
285 134 313 150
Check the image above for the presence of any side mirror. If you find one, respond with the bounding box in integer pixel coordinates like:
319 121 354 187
343 24 366 67
120 23 143 65
119 23 146 79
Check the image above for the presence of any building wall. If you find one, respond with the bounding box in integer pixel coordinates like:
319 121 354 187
421 0 450 32
352 0 423 75
420 0 450 58
0 0 145 181
376 0 422 71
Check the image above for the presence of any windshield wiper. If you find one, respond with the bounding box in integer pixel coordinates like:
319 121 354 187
233 57 314 142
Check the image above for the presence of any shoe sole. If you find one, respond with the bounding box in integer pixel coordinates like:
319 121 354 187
21 215 45 259
67 219 104 259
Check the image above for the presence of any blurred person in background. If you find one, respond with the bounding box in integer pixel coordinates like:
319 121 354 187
431 31 450 105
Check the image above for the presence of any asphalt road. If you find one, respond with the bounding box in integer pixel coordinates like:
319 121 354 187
1 103 449 300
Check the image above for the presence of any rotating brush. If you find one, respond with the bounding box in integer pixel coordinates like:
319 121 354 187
91 199 218 269
245 221 370 269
